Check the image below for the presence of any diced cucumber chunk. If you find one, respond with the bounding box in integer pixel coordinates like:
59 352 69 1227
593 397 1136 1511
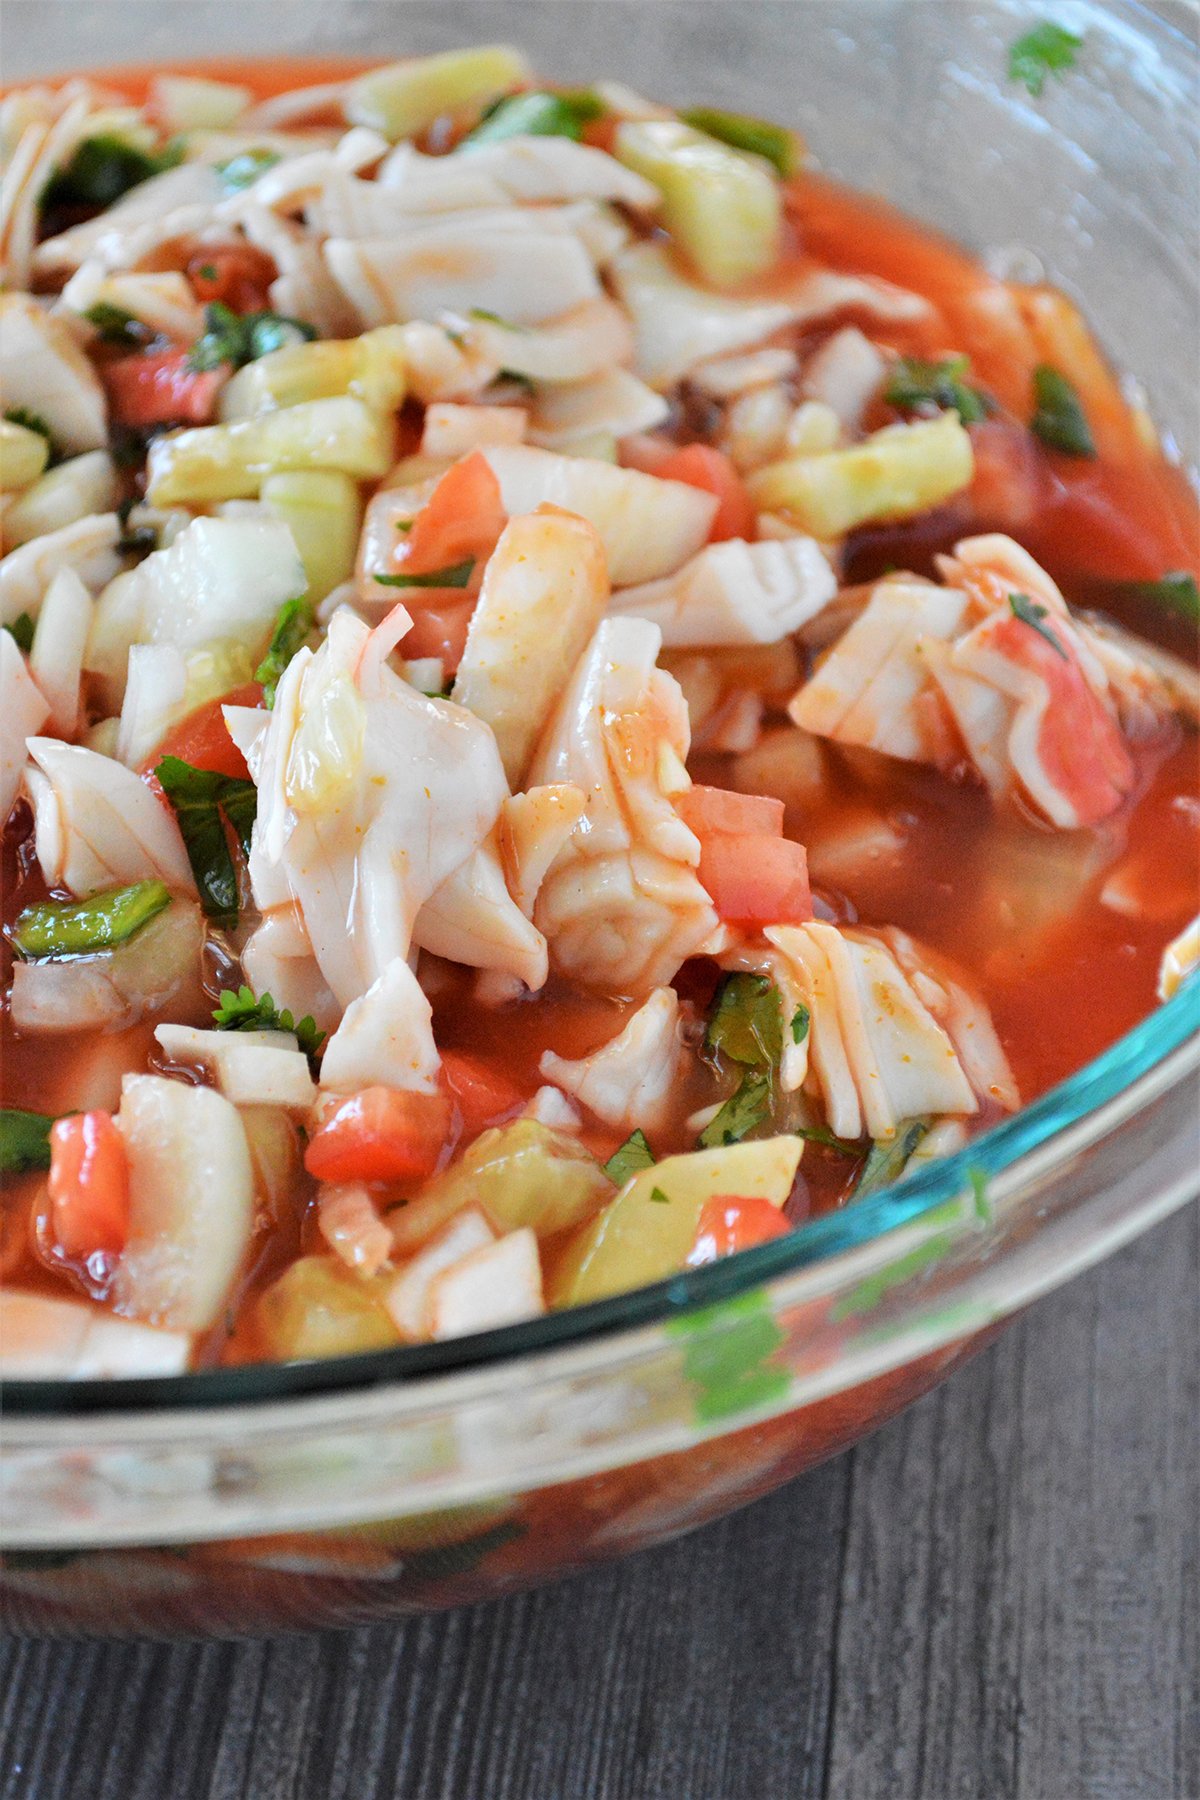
613 119 782 287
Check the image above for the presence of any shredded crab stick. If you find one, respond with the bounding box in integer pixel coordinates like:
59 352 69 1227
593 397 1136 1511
0 50 1196 1372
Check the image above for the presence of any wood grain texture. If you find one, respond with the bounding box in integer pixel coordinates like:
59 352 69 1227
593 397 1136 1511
2 1205 1196 1800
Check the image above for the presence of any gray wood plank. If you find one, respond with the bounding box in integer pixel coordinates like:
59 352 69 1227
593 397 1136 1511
0 1456 851 1800
825 1202 1200 1800
2 1204 1195 1800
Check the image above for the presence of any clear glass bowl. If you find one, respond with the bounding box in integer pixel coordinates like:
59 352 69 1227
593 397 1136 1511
2 0 1197 1637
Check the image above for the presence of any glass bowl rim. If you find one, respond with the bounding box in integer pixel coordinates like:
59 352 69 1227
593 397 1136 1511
3 3 1197 1419
7 971 1197 1417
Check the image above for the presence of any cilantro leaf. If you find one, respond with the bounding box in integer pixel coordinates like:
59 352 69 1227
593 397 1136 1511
790 1005 810 1046
187 302 316 373
699 1072 773 1148
154 756 257 928
852 1119 930 1199
84 302 150 347
212 985 324 1058
215 147 282 191
1009 590 1068 659
42 134 182 212
704 973 783 1069
374 557 476 591
1030 365 1096 457
884 354 990 426
1008 22 1084 98
4 613 35 654
1119 572 1200 622
255 597 313 708
648 1186 671 1204
0 1108 58 1176
603 1128 656 1187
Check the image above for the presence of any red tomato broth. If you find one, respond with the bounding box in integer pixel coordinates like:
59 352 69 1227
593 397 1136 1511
1 58 1197 1370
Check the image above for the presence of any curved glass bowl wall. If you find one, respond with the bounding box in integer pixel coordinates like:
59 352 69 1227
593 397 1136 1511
2 0 1197 1636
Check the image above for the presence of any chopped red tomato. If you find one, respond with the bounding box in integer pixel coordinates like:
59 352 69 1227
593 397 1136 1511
1033 464 1200 584
103 349 225 429
186 245 277 312
967 420 1046 532
48 1112 130 1262
397 602 474 676
677 784 785 838
680 782 811 925
398 451 508 580
991 613 1134 827
698 832 812 926
304 1086 453 1185
686 1195 790 1267
441 1051 525 1138
145 683 262 782
654 444 756 542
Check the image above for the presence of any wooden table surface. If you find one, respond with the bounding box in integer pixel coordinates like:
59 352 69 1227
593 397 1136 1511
2 1200 1195 1800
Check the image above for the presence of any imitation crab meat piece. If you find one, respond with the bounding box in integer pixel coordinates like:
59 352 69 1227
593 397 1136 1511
372 144 511 211
0 513 121 631
24 737 195 896
425 1225 545 1339
317 1182 394 1276
319 956 441 1095
792 534 1144 830
239 605 546 1019
539 987 683 1133
461 296 634 387
0 628 49 821
611 537 838 649
385 1207 497 1340
880 927 1020 1113
422 402 527 459
31 161 224 275
790 576 970 766
325 217 602 330
527 367 668 449
28 566 95 739
451 506 611 786
763 922 982 1143
0 296 108 453
0 89 136 287
237 202 360 340
479 446 717 585
153 1024 317 1112
216 128 388 219
526 615 720 994
238 901 340 1037
499 784 588 917
112 1074 255 1332
611 240 931 389
800 327 889 434
446 134 660 210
